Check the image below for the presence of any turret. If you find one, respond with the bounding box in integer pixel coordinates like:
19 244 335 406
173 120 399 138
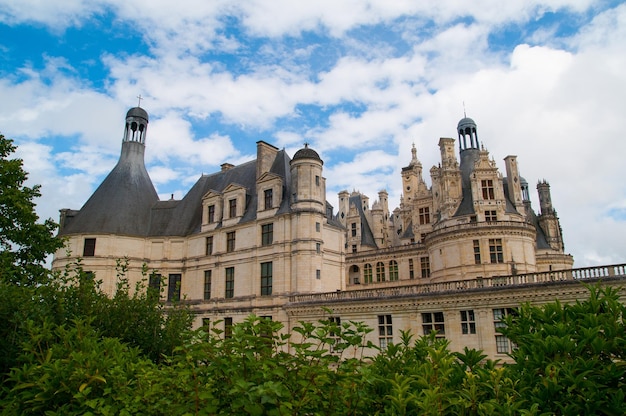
289 143 325 213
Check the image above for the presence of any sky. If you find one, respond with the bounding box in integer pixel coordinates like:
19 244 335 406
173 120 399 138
1 0 625 268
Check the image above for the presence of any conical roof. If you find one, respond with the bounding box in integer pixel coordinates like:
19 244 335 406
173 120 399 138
60 140 159 236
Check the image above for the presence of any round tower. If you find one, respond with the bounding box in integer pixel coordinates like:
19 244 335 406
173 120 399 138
289 143 325 213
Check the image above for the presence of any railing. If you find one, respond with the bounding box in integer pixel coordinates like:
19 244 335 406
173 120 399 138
288 263 626 304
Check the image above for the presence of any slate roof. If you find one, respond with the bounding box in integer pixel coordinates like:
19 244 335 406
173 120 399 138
60 141 159 236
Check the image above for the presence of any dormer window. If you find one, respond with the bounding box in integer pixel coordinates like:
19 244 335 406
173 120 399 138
229 199 237 218
208 205 215 223
481 179 495 200
264 189 273 210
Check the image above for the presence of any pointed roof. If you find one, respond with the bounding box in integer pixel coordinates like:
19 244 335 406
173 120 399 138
60 140 159 236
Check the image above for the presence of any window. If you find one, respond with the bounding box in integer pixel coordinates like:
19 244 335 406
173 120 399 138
226 231 236 252
409 259 414 279
224 317 233 339
489 238 504 263
419 207 430 225
203 270 212 300
205 236 213 255
202 318 211 332
228 198 237 218
261 262 272 296
316 269 321 280
315 175 320 186
473 240 481 264
485 210 497 222
420 257 431 278
481 179 495 200
208 204 215 223
83 238 96 256
316 222 320 232
352 245 357 253
389 260 398 281
364 264 373 283
351 222 357 237
261 223 273 246
264 188 273 210
378 315 393 349
460 310 476 334
316 243 321 254
167 274 181 302
422 312 445 337
225 267 234 298
329 316 342 352
148 273 161 295
376 261 385 282
493 308 516 353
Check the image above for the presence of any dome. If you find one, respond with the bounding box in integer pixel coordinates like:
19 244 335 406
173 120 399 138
292 143 323 164
457 117 476 130
126 106 149 121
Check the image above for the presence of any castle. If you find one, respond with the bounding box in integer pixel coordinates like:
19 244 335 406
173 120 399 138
53 107 625 359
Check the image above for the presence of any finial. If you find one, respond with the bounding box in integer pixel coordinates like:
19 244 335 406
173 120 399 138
463 101 466 118
137 94 143 107
304 142 309 148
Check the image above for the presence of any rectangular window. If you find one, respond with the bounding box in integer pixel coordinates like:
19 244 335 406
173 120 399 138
473 240 481 264
229 198 237 218
351 222 357 237
388 260 398 281
489 238 504 263
493 308 516 353
148 273 161 295
202 318 211 332
316 269 321 280
376 262 385 282
485 210 497 222
264 188 273 210
316 243 321 254
224 317 233 339
364 264 373 283
422 312 445 337
225 267 234 298
481 179 495 200
460 310 476 334
205 236 213 255
315 175 320 186
208 205 215 223
420 256 431 278
378 315 393 349
226 231 236 252
351 245 357 253
260 262 272 296
329 316 342 352
409 259 414 279
419 207 430 225
167 274 181 302
316 222 320 232
203 270 212 300
83 238 96 257
261 223 273 246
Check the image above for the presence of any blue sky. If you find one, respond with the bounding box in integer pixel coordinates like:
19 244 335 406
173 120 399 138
1 0 625 267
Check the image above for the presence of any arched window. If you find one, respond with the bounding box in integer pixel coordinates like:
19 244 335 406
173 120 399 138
389 260 398 281
376 261 385 282
364 264 373 284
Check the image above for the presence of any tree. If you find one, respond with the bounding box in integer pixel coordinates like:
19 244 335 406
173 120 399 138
0 134 63 285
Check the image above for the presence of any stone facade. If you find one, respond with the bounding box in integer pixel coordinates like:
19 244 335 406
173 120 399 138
53 107 626 360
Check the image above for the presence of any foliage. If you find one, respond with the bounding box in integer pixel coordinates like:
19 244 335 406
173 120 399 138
503 285 626 415
0 134 63 285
